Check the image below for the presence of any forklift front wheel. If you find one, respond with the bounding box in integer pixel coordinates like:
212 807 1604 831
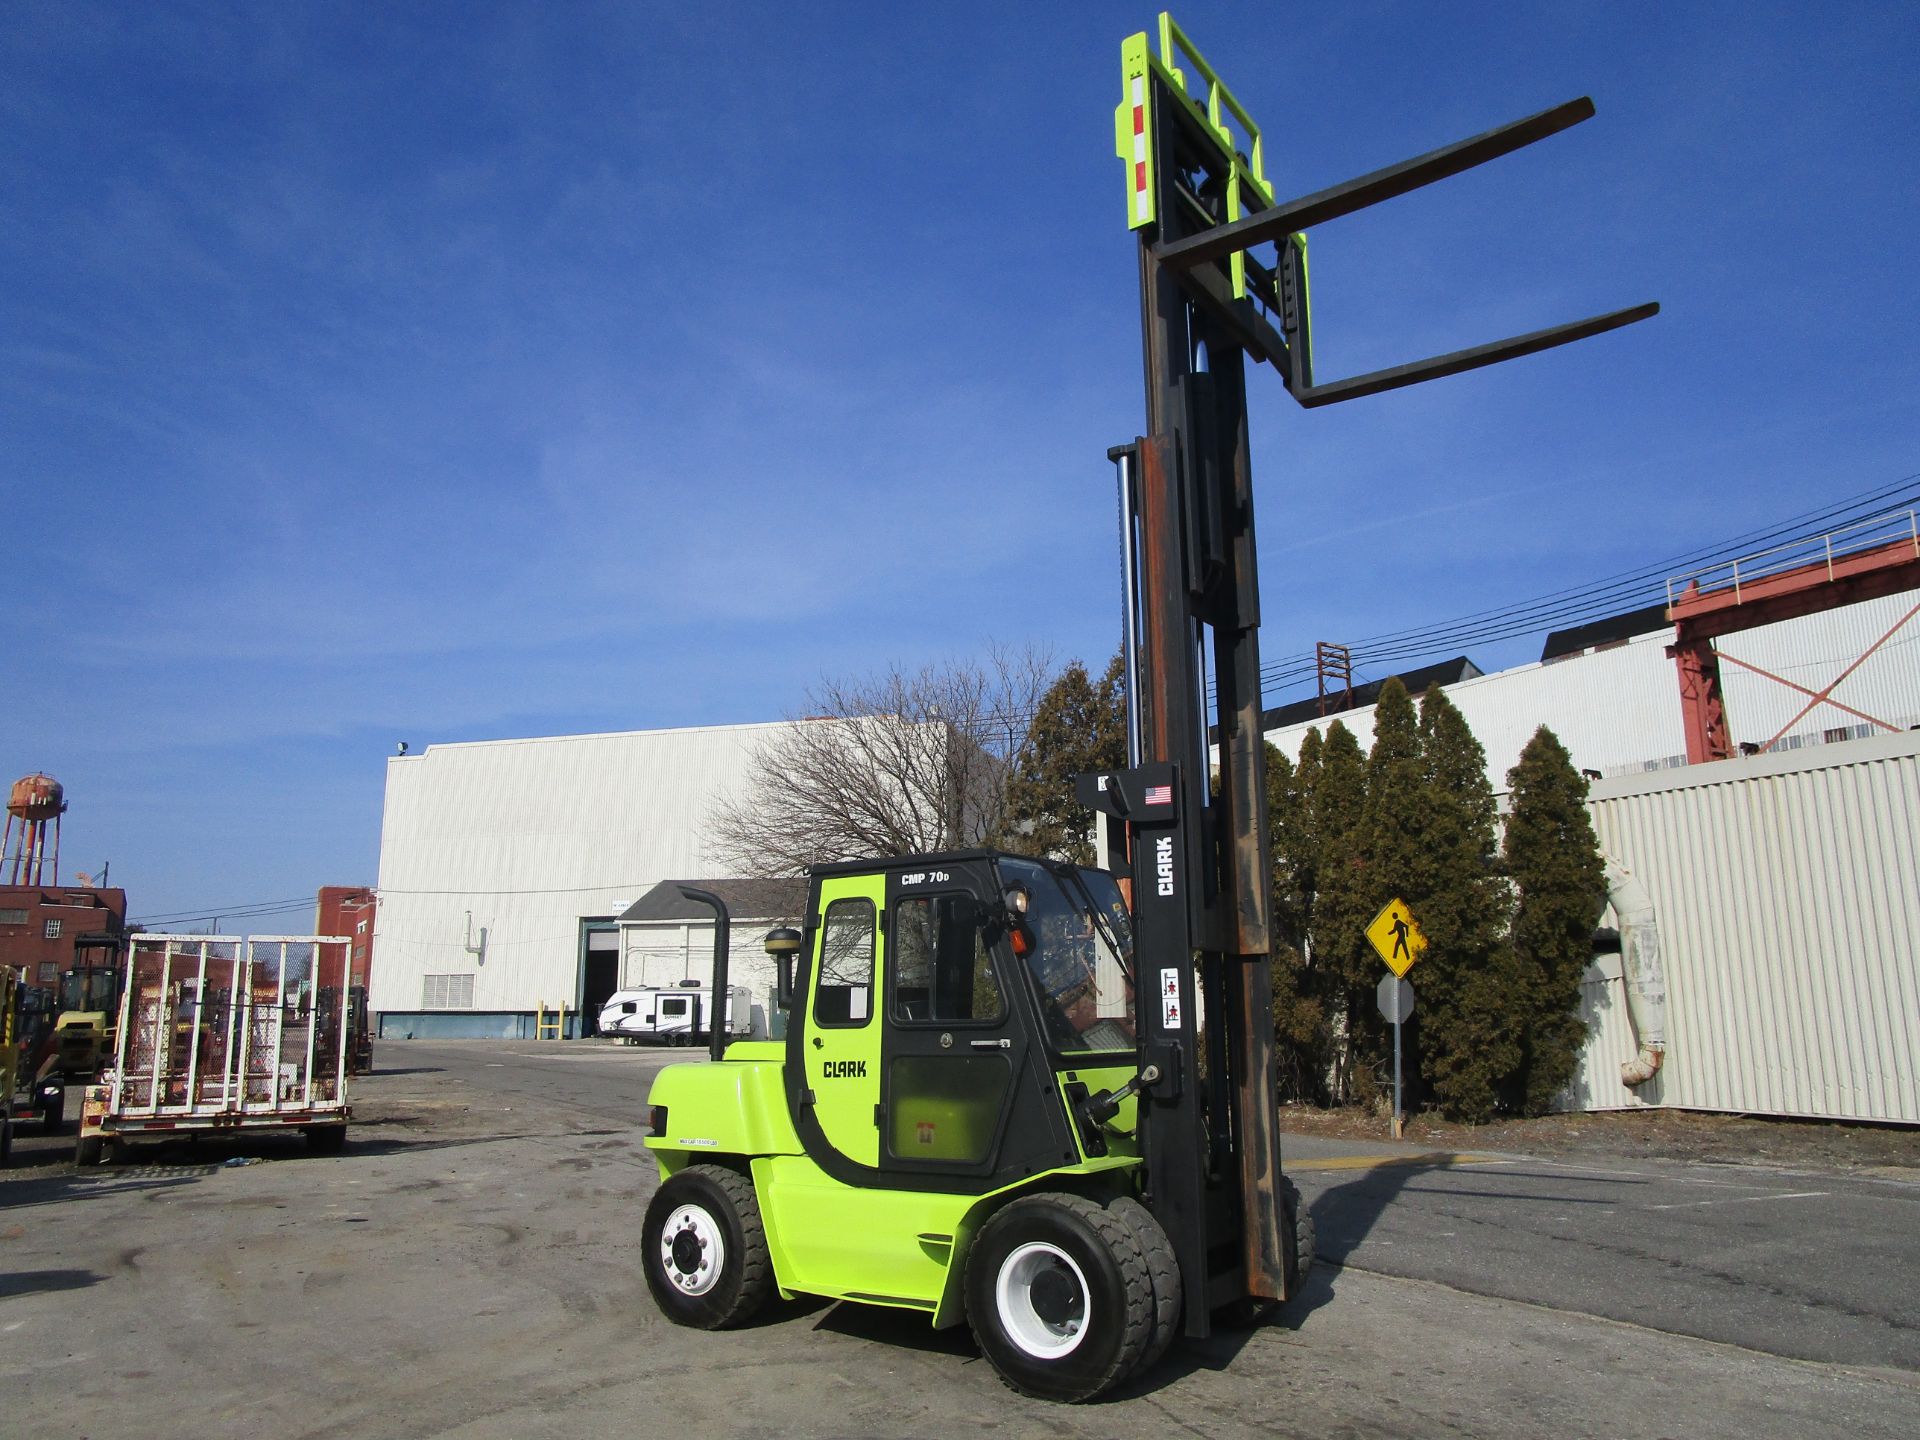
964 1193 1153 1403
642 1165 772 1329
1107 1196 1181 1373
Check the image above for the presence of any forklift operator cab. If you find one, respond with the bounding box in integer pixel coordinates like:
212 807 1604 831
795 853 1139 1183
641 851 1171 1402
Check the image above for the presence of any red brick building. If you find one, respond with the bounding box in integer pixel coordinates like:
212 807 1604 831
0 885 128 987
316 886 376 988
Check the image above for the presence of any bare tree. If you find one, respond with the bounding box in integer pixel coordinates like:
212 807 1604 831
708 646 1055 876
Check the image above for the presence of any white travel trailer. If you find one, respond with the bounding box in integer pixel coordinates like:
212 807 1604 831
598 983 750 1046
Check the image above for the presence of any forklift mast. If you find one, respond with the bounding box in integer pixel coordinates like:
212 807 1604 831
1081 13 1656 1334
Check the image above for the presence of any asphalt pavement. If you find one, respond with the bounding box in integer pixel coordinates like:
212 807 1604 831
406 1037 1920 1370
2 1038 1913 1439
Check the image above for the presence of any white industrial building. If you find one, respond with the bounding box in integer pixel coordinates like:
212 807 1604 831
371 720 820 1039
1263 590 1920 787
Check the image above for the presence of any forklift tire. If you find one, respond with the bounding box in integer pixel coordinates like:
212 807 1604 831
1215 1176 1318 1328
1282 1175 1316 1296
74 1134 103 1167
1107 1195 1181 1374
643 1165 772 1330
1 1115 11 1167
41 1089 65 1132
964 1192 1153 1403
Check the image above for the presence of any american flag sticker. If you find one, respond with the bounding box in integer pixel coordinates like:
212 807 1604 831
1144 783 1173 806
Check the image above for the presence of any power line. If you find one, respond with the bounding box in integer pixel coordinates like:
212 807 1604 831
131 895 313 924
1255 477 1920 701
1295 472 1920 659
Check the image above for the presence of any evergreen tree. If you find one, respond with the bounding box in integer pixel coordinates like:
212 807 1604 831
1350 680 1430 1104
1307 721 1372 1101
1265 742 1327 1101
1503 726 1608 1115
1410 686 1519 1123
1269 736 1317 950
1002 653 1125 864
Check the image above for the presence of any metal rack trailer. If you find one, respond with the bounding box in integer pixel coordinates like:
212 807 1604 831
76 933 353 1163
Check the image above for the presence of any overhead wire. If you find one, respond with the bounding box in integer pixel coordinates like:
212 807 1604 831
951 472 1919 727
1254 475 1920 701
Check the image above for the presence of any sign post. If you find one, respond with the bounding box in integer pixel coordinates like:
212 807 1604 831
1367 897 1428 1138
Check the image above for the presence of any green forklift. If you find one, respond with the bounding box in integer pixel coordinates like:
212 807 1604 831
641 11 1653 1401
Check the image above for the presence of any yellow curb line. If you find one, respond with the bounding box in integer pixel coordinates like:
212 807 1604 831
1287 1151 1503 1172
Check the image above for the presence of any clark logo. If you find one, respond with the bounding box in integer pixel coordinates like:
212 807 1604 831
1155 835 1175 897
823 1059 868 1079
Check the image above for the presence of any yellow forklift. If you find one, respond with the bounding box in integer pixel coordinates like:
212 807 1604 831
639 12 1654 1400
26 931 128 1130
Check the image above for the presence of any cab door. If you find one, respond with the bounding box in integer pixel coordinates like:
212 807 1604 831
801 872 885 1168
879 866 1080 1184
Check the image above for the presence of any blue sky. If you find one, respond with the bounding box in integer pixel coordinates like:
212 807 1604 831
5 2 1916 922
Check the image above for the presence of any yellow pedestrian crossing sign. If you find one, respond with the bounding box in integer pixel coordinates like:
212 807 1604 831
1367 897 1427 977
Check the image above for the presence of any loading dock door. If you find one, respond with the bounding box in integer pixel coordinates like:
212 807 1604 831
580 922 620 1035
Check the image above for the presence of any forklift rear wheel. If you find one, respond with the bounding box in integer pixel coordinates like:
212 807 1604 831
642 1165 772 1329
41 1088 65 1132
964 1192 1153 1403
1107 1195 1181 1374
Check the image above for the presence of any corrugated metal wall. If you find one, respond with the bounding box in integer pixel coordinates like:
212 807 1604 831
1563 727 1920 1123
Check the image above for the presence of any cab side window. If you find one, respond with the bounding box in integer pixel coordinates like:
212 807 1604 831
891 894 1003 1024
814 898 876 1027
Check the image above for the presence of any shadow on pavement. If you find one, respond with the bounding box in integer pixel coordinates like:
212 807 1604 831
0 1171 209 1212
802 1273 1329 1401
1304 1155 1653 1270
0 1267 106 1300
811 1299 979 1358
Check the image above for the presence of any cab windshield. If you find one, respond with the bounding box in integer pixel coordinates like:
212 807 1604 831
60 968 119 1014
995 857 1136 1055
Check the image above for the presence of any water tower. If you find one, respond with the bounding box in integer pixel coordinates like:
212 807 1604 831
4 773 66 886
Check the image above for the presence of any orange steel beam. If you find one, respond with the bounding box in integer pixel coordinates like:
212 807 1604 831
1666 531 1920 762
1667 535 1920 642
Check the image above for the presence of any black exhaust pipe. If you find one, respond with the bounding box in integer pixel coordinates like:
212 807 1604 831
677 887 731 1062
